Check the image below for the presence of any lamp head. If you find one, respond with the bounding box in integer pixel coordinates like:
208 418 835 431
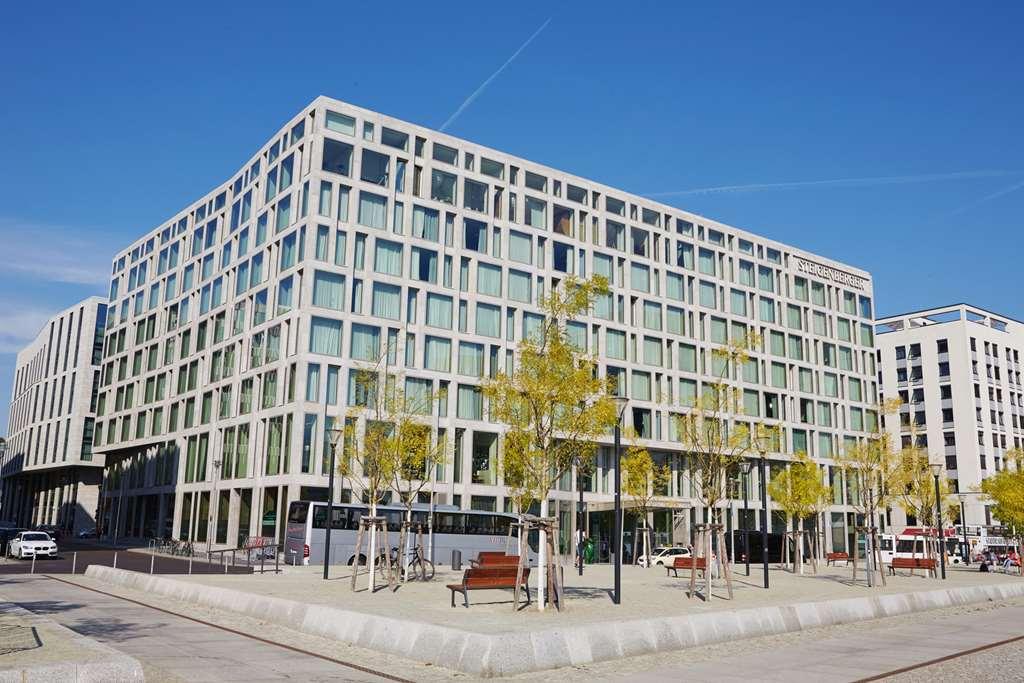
739 459 754 475
328 425 345 448
929 462 943 477
613 395 629 419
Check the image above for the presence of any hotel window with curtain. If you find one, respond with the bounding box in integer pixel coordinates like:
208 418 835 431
525 197 546 229
606 329 626 360
411 247 438 283
631 263 650 293
477 263 501 297
373 239 403 276
457 384 483 420
643 301 662 331
358 192 387 229
412 205 439 241
312 271 345 310
458 342 485 377
424 336 451 372
350 323 381 361
508 231 532 264
309 317 342 357
643 337 662 367
371 283 401 320
475 303 501 338
507 269 531 303
426 293 453 329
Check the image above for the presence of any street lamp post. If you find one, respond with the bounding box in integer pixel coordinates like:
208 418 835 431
207 459 222 556
930 462 947 580
958 493 970 565
758 453 769 589
324 425 344 580
577 459 585 577
612 396 628 605
740 460 753 577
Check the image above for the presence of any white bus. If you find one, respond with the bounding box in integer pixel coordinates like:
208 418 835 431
284 501 536 567
879 529 960 566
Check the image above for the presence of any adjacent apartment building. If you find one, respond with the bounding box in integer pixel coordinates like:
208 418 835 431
1 297 107 533
876 304 1024 527
90 95 879 555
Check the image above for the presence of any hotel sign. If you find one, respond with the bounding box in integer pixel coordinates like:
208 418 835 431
794 258 867 290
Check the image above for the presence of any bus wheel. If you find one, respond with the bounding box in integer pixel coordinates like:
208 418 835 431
347 554 367 566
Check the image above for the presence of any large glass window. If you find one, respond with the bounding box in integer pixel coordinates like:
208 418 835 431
463 219 487 252
350 323 381 360
412 205 439 241
309 317 342 357
312 271 345 310
358 192 387 229
458 342 485 377
322 138 353 176
509 231 532 264
477 263 502 296
507 270 531 303
426 292 453 329
424 336 451 372
373 239 403 276
525 197 547 229
360 149 390 185
371 283 401 320
464 179 487 213
475 303 501 338
606 329 626 360
411 247 438 283
631 263 650 292
431 170 457 204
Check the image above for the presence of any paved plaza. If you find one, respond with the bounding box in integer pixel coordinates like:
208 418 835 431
153 557 1024 633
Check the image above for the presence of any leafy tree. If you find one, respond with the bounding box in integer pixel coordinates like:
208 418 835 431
484 276 618 610
621 436 671 567
979 451 1024 569
674 334 762 537
892 436 956 529
766 452 831 574
835 398 901 586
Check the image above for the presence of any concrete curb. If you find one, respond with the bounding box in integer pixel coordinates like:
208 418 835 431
84 565 1024 678
0 601 145 682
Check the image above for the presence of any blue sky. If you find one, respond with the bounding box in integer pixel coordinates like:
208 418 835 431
1 1 1022 433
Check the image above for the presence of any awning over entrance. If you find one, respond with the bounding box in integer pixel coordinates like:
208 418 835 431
587 497 693 513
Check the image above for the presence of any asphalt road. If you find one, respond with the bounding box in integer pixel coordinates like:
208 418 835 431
0 575 401 682
0 544 253 575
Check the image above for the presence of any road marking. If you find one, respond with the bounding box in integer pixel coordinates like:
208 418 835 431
852 632 1024 681
41 575 413 683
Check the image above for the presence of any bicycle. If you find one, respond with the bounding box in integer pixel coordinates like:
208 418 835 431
385 544 435 581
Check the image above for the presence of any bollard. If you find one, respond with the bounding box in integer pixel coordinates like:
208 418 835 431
150 553 155 575
224 558 228 574
188 557 193 575
261 551 265 574
113 552 118 570
31 554 36 575
71 552 77 575
275 548 280 574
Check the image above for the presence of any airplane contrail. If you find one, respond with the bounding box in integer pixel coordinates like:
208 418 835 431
440 18 552 132
947 177 1024 216
646 170 1017 198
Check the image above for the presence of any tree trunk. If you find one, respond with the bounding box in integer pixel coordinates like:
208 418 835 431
404 507 413 581
368 503 378 592
797 517 805 575
538 498 548 611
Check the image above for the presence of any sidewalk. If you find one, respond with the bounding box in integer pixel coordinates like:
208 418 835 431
0 599 143 681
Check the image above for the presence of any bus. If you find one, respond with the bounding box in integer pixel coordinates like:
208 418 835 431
285 501 537 567
878 529 960 566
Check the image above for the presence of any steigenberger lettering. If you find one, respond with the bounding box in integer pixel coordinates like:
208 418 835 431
795 258 867 290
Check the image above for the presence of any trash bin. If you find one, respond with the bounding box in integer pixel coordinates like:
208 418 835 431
451 549 462 571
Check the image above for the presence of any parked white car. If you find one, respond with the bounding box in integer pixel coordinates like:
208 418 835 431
9 531 57 559
637 546 691 567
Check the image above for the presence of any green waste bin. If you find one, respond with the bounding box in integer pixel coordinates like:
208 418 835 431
583 538 595 564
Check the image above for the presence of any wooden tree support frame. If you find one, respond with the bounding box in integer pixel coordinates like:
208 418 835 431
851 525 888 587
350 515 397 593
396 520 429 582
781 529 817 574
688 523 734 601
633 523 655 567
514 515 564 611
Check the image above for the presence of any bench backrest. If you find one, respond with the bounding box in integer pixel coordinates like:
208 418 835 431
892 557 935 568
827 552 849 559
463 566 529 587
672 556 706 569
476 555 520 567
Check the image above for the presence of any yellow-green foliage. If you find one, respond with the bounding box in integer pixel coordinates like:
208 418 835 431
767 452 831 522
484 276 618 514
674 333 768 519
980 452 1024 540
621 437 671 523
892 437 956 526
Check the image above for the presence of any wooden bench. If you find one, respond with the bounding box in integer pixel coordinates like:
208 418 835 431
447 566 531 608
826 552 850 566
665 556 706 577
888 557 936 575
469 552 520 568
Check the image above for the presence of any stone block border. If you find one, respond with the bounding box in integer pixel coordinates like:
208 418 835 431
0 600 144 682
85 565 1024 678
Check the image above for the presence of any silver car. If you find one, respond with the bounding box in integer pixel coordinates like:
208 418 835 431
9 531 57 559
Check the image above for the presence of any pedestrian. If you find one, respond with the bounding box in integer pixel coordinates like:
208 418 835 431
575 527 587 568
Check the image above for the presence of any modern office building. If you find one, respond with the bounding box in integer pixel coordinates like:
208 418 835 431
91 95 878 556
876 304 1024 528
1 297 107 533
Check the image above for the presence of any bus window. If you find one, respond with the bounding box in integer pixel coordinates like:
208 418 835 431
465 514 493 536
288 502 309 525
435 512 465 534
492 515 512 537
879 538 893 551
383 509 403 532
312 505 328 529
